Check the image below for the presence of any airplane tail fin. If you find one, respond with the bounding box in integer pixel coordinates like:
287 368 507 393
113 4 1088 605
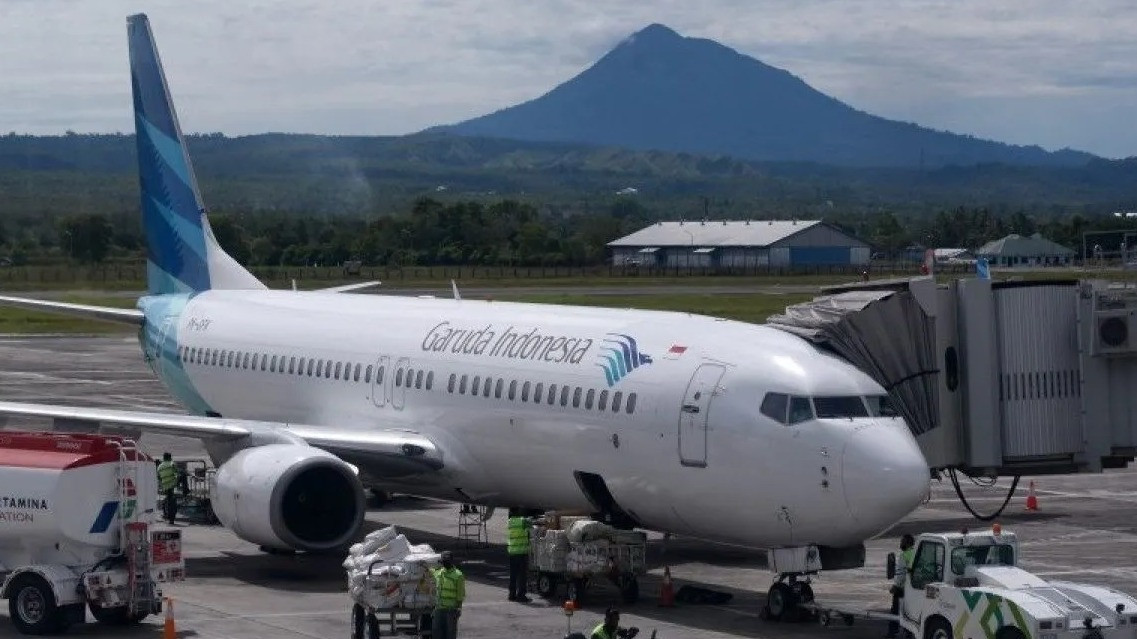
127 14 265 295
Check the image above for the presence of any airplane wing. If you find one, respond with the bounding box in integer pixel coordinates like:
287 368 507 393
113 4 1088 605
312 281 382 294
0 401 443 478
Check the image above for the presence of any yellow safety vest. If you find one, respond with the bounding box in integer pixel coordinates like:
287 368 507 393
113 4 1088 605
590 623 615 639
157 461 178 492
507 516 530 555
431 567 465 609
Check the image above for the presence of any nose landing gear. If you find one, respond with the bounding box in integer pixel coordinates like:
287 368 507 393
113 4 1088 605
760 574 815 622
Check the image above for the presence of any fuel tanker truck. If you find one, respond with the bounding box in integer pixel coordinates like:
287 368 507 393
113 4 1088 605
0 431 184 635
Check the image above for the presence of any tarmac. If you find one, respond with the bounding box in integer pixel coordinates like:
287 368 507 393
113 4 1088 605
1 335 1136 638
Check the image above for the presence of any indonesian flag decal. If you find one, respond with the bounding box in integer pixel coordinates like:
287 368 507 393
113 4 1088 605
665 344 687 360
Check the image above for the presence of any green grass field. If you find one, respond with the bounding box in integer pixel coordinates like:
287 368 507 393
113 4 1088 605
0 267 1129 333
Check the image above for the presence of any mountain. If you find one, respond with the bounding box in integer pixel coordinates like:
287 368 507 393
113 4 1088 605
435 23 1095 169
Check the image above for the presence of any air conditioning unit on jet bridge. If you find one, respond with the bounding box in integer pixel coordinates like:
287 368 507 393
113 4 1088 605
1091 288 1137 357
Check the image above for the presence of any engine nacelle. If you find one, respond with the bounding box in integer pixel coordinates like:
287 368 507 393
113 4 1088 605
210 444 366 552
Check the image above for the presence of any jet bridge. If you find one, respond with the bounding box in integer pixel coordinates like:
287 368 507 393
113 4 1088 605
766 276 1137 485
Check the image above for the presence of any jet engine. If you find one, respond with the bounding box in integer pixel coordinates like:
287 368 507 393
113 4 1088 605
210 444 366 552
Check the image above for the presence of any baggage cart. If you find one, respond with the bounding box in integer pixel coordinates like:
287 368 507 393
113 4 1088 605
349 559 436 638
529 523 646 606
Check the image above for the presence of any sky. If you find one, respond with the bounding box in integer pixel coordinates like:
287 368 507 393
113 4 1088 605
2 0 1136 159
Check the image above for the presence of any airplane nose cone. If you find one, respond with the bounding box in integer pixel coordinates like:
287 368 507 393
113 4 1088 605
842 422 929 536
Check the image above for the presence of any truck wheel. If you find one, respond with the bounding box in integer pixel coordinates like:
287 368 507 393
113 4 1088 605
765 582 797 621
924 618 953 639
8 573 61 635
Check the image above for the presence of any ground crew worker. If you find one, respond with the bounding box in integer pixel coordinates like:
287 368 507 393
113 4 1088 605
886 534 916 639
590 608 640 639
430 551 465 639
506 508 534 602
157 452 178 525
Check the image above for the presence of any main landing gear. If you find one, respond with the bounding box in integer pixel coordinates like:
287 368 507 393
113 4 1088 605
760 574 815 622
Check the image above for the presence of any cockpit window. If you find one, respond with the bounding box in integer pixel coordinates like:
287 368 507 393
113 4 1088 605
788 396 814 424
865 394 899 417
813 396 870 419
760 393 788 424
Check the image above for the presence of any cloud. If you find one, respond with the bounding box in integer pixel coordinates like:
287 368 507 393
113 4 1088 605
1 0 1135 157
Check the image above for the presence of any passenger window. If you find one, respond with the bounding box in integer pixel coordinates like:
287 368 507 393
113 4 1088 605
508 380 517 400
626 392 637 414
405 368 414 387
271 355 278 372
471 376 480 395
547 384 557 405
760 393 788 424
426 371 434 390
459 375 468 394
396 368 404 387
448 374 456 393
335 362 343 380
307 359 314 376
813 396 869 419
612 391 623 412
788 396 814 424
212 351 219 366
316 359 325 377
262 355 269 372
560 386 570 407
533 383 543 403
521 381 530 401
365 365 373 383
286 356 294 374
599 390 609 411
377 366 385 384
483 377 492 398
415 370 423 389
243 353 250 369
495 379 504 399
572 387 582 408
910 542 945 590
586 389 595 409
226 352 234 367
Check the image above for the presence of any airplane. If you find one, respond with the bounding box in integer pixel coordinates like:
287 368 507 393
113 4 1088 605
0 13 929 610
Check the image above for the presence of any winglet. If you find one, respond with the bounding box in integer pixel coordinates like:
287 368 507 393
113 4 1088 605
451 279 462 300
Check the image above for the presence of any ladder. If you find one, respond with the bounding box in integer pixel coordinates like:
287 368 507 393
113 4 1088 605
457 504 489 548
112 438 154 617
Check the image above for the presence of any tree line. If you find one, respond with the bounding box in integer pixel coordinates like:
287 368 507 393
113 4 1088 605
2 197 1135 267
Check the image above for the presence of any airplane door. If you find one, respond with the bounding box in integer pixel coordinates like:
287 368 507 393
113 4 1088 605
678 364 725 468
371 355 390 408
391 357 409 411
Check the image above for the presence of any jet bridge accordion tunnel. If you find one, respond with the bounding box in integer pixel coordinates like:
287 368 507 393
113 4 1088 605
766 276 1137 519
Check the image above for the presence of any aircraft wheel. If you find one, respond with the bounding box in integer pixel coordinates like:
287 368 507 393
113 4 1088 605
765 582 797 621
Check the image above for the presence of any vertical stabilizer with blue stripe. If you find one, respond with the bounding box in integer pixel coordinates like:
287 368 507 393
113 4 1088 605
128 14 265 295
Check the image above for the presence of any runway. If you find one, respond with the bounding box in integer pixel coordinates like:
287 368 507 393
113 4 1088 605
1 336 1136 638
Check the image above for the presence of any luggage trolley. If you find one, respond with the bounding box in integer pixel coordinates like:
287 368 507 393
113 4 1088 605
529 524 647 606
349 560 436 639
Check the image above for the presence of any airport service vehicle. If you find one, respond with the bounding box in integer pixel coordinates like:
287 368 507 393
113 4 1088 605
800 527 1137 639
0 13 929 588
0 431 184 635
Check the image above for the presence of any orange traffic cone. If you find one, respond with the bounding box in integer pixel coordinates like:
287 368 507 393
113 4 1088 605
658 566 675 607
163 597 176 639
1025 481 1039 511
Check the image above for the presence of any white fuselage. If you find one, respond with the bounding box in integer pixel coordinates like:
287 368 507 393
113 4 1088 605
142 290 929 550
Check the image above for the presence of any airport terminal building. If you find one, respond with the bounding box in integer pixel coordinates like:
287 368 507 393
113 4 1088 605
608 220 871 268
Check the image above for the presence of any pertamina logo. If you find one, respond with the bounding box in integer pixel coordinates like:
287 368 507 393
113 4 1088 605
596 334 653 386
